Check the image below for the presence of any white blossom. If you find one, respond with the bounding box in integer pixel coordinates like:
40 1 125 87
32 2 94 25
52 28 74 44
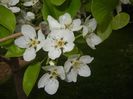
82 16 102 49
23 0 39 6
86 33 102 49
0 0 20 13
38 66 65 95
43 29 75 60
15 25 45 61
47 13 82 32
64 55 93 82
116 0 131 13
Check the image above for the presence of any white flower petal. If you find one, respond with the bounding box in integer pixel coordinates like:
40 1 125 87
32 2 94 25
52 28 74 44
23 1 33 6
82 25 89 37
23 48 36 61
45 78 59 95
59 13 72 25
14 36 28 48
21 25 36 39
79 55 94 64
86 33 102 49
85 18 97 33
25 12 35 21
38 73 51 88
64 61 72 73
120 0 131 4
78 65 91 77
71 19 82 31
63 42 74 53
48 48 61 60
116 2 122 13
64 30 75 42
47 15 63 30
57 66 65 80
43 37 53 51
9 0 19 6
36 30 45 52
9 7 20 13
38 29 45 42
66 69 78 82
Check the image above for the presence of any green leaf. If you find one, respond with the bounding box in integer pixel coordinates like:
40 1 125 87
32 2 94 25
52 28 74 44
41 0 81 20
97 23 112 41
5 45 24 57
91 0 118 24
64 47 82 57
0 5 16 33
50 0 65 6
23 63 41 96
0 25 12 46
66 0 81 17
112 12 130 30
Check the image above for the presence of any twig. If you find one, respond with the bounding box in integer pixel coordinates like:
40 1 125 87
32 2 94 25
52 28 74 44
0 32 22 43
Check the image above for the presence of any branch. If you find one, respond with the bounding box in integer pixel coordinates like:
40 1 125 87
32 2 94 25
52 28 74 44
0 32 22 43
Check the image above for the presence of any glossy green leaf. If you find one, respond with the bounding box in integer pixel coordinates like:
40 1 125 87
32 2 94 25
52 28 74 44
23 63 41 96
91 0 118 24
112 13 130 30
0 25 12 46
97 23 112 41
0 5 16 33
50 0 65 6
41 0 81 20
5 45 24 57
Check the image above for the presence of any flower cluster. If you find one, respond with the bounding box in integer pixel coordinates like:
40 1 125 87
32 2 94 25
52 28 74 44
15 13 102 95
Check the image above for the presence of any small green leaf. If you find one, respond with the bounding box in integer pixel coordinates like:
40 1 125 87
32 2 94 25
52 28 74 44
64 47 82 57
50 0 65 6
23 63 41 96
0 5 16 33
112 12 130 30
0 25 12 46
5 45 25 57
97 23 112 41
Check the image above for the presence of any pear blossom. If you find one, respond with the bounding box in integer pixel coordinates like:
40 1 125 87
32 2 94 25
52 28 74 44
116 0 131 13
0 0 20 13
43 29 75 60
47 13 82 32
82 16 102 49
23 0 39 6
38 65 65 95
64 55 93 82
15 25 45 61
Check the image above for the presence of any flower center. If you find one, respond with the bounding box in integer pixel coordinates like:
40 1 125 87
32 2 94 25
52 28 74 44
50 69 58 78
55 38 66 48
71 60 81 69
29 39 40 48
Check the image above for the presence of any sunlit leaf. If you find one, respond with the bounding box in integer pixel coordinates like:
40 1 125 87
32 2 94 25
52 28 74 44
5 45 24 57
0 5 16 33
23 63 41 96
112 12 130 30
